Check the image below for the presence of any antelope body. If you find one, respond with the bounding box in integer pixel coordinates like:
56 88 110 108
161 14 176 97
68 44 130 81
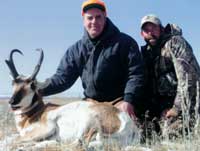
5 49 140 149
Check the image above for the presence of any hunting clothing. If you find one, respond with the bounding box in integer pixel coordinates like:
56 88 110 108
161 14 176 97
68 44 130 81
141 23 200 118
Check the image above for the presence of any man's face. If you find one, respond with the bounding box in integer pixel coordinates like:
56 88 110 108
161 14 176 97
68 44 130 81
141 22 161 46
83 8 106 39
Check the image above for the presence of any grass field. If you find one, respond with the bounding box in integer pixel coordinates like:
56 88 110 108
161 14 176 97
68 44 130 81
0 97 200 151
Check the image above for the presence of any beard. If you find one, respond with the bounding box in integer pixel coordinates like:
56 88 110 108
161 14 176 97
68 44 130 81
144 35 159 46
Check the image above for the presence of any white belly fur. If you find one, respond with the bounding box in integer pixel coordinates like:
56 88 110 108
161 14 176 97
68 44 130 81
46 101 140 146
47 101 95 142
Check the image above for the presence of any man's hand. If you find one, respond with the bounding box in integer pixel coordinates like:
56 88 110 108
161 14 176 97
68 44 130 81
114 101 136 120
162 108 178 119
166 108 178 118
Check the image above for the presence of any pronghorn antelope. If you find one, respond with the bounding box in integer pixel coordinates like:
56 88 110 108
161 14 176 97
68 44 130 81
5 49 140 149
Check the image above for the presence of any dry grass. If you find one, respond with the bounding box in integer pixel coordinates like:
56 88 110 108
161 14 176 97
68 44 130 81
1 97 200 151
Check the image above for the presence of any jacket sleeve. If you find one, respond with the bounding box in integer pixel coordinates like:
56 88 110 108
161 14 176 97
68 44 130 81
167 36 200 113
123 39 145 106
41 46 80 96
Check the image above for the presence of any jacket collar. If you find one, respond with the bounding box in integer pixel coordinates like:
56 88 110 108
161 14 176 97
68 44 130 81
159 23 182 46
143 23 183 54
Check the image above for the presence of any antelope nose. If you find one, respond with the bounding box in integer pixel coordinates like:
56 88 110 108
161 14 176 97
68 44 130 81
9 98 15 104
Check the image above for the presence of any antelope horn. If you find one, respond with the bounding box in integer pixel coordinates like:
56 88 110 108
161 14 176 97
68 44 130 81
5 49 23 79
30 48 44 80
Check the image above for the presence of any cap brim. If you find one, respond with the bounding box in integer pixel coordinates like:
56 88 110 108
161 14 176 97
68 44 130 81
83 4 105 13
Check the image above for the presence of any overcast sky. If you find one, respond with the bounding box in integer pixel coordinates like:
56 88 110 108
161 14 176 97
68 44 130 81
0 0 200 97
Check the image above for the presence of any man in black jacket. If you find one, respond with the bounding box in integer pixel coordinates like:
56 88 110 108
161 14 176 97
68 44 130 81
40 0 145 119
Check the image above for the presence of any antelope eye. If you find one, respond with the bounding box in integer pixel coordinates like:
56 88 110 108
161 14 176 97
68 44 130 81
12 79 20 85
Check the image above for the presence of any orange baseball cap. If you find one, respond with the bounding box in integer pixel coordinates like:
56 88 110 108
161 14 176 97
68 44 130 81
81 0 106 16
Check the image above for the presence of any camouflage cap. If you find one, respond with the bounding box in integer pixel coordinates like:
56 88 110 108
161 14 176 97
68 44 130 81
141 14 162 29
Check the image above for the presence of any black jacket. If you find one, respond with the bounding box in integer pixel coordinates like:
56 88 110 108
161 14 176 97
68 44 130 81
42 18 144 106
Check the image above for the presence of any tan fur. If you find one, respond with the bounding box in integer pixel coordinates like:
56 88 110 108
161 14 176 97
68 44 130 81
19 102 60 129
113 100 125 109
83 127 98 145
7 49 137 147
15 102 60 142
17 124 48 142
18 99 121 143
90 102 121 134
86 97 123 106
86 98 122 135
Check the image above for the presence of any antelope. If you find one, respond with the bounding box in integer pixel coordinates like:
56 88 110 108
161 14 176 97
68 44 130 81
5 49 140 149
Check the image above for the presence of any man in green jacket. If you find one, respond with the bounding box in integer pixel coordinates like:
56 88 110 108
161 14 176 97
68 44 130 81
140 14 200 134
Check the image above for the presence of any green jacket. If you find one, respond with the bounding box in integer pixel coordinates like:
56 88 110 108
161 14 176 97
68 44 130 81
142 24 200 116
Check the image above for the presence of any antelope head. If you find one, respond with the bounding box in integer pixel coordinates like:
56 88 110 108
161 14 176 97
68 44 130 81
5 49 44 113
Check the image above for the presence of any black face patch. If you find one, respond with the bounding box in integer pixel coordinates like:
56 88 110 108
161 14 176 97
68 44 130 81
30 82 36 90
10 89 24 105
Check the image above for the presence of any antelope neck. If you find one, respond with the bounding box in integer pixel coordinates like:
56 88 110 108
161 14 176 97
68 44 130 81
21 95 45 117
